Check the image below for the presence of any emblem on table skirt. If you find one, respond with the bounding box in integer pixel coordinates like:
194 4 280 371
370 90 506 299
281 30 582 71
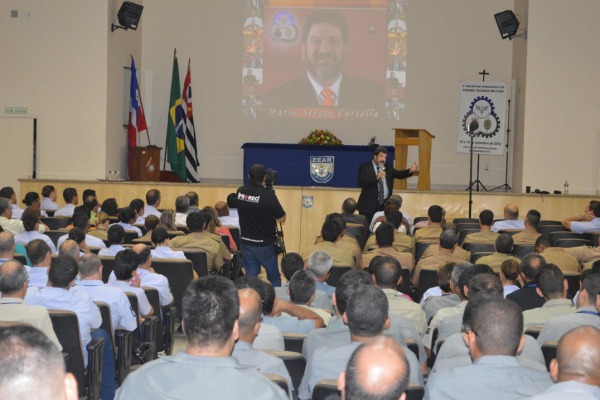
302 195 314 208
310 156 334 184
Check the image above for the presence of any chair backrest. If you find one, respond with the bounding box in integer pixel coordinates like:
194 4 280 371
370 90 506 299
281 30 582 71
167 231 183 239
282 333 307 353
345 225 367 250
312 379 339 400
457 229 480 246
498 229 523 236
397 268 411 296
470 251 494 264
48 309 87 398
537 220 563 227
325 266 352 287
94 301 115 355
462 243 495 254
548 231 586 245
99 256 116 283
541 342 558 371
413 216 428 224
143 287 164 353
263 350 306 396
122 231 139 244
133 224 146 235
43 230 65 247
513 245 535 259
563 272 581 299
40 216 71 230
227 226 241 249
415 241 435 263
524 326 543 340
151 258 194 319
417 269 438 302
452 218 479 225
13 253 27 265
264 374 290 397
555 238 593 248
178 249 209 277
406 384 425 400
456 222 481 232
220 234 231 251
537 225 567 235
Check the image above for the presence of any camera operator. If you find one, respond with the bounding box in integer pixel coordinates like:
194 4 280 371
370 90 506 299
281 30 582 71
236 164 286 286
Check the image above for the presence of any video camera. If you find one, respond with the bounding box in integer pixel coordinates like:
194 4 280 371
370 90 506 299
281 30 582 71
265 168 278 190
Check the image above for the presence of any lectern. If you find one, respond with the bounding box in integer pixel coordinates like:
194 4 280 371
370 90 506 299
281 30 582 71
393 129 435 191
128 146 161 181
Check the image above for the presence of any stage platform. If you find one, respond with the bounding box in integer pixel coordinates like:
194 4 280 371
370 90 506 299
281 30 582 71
20 179 595 254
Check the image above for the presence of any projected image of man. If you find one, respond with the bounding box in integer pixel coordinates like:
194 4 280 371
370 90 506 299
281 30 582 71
267 9 383 108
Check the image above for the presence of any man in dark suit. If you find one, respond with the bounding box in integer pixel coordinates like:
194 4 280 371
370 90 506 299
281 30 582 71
356 146 418 222
266 9 384 109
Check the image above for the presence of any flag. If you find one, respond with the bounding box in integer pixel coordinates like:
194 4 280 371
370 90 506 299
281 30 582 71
166 50 186 181
128 56 148 148
182 59 200 182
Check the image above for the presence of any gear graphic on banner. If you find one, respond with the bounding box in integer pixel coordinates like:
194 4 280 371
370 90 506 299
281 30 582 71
462 96 501 138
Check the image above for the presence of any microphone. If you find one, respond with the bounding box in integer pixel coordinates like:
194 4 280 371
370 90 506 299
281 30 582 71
469 119 479 133
368 136 377 146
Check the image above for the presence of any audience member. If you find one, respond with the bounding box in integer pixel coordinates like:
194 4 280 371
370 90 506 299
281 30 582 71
54 188 78 217
288 270 332 325
98 224 126 256
412 230 464 286
175 196 190 227
129 243 174 307
185 192 200 214
88 211 110 241
500 258 520 297
0 186 23 219
129 198 145 224
0 197 45 235
40 185 60 211
369 194 412 232
535 235 580 273
25 239 52 287
523 264 575 329
507 253 547 311
303 220 356 268
463 209 498 245
420 261 455 306
57 210 106 249
476 233 520 272
215 200 239 228
204 205 237 251
561 200 600 233
14 206 56 253
362 222 414 271
491 203 525 232
58 239 82 260
133 214 159 243
512 209 542 245
22 191 48 217
159 209 179 232
142 189 162 219
116 276 287 399
150 227 186 259
0 325 78 400
339 197 369 230
306 250 336 299
100 198 119 217
412 205 443 243
425 298 552 399
115 206 142 237
107 249 153 318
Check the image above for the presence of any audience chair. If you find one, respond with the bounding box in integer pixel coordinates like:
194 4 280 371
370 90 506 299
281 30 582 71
283 333 307 354
414 241 436 264
548 231 586 245
345 225 367 250
133 224 146 235
537 220 563 227
462 243 495 254
220 234 231 251
99 256 116 283
142 288 165 354
452 218 478 225
554 238 593 248
40 216 71 230
416 269 438 303
167 230 184 239
413 216 428 225
563 272 581 300
227 226 241 249
397 268 411 296
513 245 535 259
48 309 104 400
122 231 139 245
95 301 132 385
541 341 558 371
176 249 209 278
264 350 306 397
537 224 568 236
325 266 352 287
13 253 27 265
405 338 419 360
456 222 481 232
43 230 65 247
524 326 543 340
125 293 158 364
264 374 291 398
151 258 194 320
406 384 425 400
498 229 523 236
312 380 339 400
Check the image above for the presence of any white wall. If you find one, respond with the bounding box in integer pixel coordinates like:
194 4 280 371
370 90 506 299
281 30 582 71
140 0 514 188
520 0 600 194
0 0 109 180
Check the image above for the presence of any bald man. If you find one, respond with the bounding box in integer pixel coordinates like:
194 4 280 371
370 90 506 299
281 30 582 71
58 239 81 260
529 326 600 399
231 288 293 395
491 203 525 232
338 336 410 400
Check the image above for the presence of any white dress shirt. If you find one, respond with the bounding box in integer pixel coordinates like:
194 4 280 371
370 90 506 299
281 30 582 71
106 280 153 317
98 244 126 256
54 203 76 217
41 197 60 211
108 269 173 307
57 233 106 250
76 279 137 332
142 205 161 219
151 246 186 259
15 230 57 253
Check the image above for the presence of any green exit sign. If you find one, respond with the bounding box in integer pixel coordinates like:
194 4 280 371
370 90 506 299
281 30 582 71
4 107 28 115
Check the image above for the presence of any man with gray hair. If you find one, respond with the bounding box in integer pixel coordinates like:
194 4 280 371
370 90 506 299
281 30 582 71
175 195 190 227
423 262 470 321
186 191 200 214
59 239 81 260
0 232 16 263
413 229 465 286
0 197 46 235
306 250 335 299
0 260 61 349
76 253 137 333
0 325 78 400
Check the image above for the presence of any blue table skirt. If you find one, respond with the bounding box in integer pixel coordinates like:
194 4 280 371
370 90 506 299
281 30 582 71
242 143 395 188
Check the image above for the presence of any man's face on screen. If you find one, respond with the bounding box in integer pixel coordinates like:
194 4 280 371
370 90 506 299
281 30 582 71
303 22 346 85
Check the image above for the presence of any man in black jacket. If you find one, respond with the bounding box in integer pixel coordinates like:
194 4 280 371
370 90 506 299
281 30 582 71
356 146 418 222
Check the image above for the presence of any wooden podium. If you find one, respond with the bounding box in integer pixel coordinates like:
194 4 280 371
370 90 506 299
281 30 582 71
393 129 435 191
128 146 161 182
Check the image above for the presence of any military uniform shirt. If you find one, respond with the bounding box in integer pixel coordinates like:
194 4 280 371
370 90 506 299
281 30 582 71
76 280 137 332
523 298 575 330
536 305 600 345
0 297 62 350
107 280 153 317
476 253 520 273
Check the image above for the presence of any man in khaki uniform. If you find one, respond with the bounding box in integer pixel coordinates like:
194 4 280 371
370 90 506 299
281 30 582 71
364 210 413 254
412 230 465 286
370 255 426 335
362 222 414 271
534 235 580 273
302 220 356 268
513 209 542 245
561 245 600 270
523 264 575 329
476 233 520 272
413 205 444 244
463 209 498 245
170 211 231 272
315 214 362 268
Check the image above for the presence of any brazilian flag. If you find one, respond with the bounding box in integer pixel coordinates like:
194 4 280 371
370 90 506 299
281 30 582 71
166 49 186 181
